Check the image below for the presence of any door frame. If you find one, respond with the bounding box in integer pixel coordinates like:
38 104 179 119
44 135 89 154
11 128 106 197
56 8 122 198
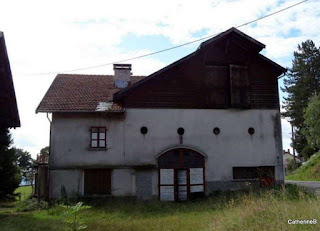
157 148 206 201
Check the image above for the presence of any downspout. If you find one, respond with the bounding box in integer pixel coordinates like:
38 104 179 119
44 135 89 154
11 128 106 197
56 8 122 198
46 113 52 201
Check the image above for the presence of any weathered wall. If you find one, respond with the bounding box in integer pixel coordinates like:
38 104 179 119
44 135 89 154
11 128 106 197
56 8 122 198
49 108 284 197
111 168 135 196
50 168 137 198
49 169 83 198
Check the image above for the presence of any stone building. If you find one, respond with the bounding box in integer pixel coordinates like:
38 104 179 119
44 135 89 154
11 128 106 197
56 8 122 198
37 28 286 201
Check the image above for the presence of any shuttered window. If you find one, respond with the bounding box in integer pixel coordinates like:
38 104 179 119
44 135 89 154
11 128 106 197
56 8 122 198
84 169 111 195
205 66 229 108
230 65 250 108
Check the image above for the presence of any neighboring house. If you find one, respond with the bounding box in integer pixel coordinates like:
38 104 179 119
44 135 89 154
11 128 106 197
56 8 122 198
0 31 20 128
37 28 286 201
34 152 49 199
283 149 303 170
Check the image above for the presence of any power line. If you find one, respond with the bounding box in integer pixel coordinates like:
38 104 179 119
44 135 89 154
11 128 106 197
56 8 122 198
23 0 308 76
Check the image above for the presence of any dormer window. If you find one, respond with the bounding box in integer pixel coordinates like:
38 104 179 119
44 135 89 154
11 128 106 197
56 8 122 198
90 127 106 148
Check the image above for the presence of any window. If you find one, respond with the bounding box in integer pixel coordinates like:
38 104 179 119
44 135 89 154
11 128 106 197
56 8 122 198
84 169 111 195
230 65 250 108
233 166 275 180
140 126 148 134
90 127 106 148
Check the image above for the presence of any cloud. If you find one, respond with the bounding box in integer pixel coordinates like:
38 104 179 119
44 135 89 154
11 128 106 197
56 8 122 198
2 0 319 157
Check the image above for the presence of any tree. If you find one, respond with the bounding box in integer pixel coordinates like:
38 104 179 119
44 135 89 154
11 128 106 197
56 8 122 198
282 40 320 154
0 127 21 199
12 148 35 186
303 94 320 150
40 146 49 156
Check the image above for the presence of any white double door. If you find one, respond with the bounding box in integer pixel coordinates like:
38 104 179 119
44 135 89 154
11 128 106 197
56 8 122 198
160 168 204 201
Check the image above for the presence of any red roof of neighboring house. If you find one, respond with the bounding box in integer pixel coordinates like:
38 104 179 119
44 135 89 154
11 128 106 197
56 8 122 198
36 74 145 113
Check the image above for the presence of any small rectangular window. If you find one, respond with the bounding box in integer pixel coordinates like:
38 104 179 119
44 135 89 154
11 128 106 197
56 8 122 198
233 166 275 180
90 127 106 148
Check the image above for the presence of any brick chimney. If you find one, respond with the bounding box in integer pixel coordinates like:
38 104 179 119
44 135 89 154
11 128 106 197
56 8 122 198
113 64 132 88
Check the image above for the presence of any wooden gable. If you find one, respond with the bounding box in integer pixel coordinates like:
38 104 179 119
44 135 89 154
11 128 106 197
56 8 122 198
0 32 20 127
113 28 286 110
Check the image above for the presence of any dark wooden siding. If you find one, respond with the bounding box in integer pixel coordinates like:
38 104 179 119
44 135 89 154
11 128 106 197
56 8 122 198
84 169 111 195
250 80 279 108
118 32 281 109
249 57 281 109
0 32 20 127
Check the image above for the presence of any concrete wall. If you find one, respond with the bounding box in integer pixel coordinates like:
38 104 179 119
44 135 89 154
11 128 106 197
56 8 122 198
49 109 284 198
50 168 137 198
49 169 83 198
111 168 135 196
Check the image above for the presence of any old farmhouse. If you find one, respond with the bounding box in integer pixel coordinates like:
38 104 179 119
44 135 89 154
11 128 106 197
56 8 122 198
37 28 286 201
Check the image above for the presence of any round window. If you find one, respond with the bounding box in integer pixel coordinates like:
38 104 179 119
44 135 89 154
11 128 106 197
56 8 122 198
177 127 185 135
140 126 148 135
248 127 255 135
213 127 220 135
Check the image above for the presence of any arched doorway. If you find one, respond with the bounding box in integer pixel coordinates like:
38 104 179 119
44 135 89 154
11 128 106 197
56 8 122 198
157 148 205 201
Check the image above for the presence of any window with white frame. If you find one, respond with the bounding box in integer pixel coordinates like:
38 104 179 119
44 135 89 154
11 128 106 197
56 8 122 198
90 127 106 148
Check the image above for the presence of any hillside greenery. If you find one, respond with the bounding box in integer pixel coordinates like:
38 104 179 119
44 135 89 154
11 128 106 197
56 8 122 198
286 151 320 181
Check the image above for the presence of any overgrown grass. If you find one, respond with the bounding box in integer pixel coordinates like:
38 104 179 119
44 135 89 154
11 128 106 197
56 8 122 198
14 185 33 201
0 185 319 231
0 186 33 215
286 151 320 181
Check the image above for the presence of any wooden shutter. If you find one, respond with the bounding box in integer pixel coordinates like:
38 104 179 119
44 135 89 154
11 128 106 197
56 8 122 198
230 65 250 108
84 169 111 195
205 66 229 108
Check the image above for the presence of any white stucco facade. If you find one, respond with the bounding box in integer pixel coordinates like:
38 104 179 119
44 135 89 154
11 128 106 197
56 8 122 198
49 109 284 199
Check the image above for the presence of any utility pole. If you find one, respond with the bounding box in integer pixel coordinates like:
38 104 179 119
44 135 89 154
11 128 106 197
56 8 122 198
291 123 296 165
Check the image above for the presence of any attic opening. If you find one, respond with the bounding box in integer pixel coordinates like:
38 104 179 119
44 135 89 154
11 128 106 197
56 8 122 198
204 64 250 109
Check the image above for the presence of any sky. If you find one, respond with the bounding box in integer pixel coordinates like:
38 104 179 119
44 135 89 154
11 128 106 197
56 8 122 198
1 0 319 158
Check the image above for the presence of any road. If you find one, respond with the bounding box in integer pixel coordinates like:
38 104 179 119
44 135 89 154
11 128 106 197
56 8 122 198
286 180 320 193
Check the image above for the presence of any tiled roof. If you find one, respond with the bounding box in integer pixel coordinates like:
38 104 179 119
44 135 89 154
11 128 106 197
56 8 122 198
36 74 145 113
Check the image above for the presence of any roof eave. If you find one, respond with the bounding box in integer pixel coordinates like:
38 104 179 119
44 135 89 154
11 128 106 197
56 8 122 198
258 54 287 75
36 110 126 114
113 51 197 101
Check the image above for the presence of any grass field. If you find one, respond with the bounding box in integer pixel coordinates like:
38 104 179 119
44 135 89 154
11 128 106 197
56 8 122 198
14 185 33 201
286 151 320 181
1 185 320 231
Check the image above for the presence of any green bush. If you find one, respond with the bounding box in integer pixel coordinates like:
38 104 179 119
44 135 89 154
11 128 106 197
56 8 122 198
62 202 91 231
301 145 315 160
287 158 302 173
